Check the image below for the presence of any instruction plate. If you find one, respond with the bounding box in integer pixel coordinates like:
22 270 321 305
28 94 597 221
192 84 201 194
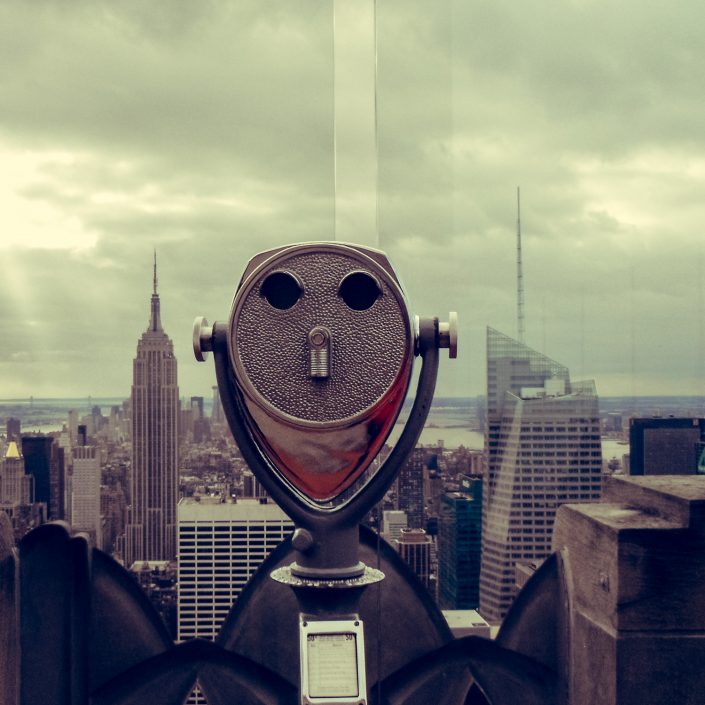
300 618 367 705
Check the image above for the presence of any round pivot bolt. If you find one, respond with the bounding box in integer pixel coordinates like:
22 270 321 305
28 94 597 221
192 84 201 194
193 316 214 362
438 312 458 358
291 528 315 553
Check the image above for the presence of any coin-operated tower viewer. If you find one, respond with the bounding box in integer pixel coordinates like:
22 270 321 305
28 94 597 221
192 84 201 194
194 242 458 705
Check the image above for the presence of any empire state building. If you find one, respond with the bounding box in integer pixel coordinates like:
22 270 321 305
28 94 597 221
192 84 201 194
124 256 179 566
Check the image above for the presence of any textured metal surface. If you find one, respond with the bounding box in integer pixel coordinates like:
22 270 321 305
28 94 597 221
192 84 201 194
213 313 438 510
270 564 384 588
231 245 411 425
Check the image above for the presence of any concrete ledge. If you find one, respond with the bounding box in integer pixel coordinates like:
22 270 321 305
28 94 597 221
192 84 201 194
603 475 705 528
551 475 705 705
554 477 705 633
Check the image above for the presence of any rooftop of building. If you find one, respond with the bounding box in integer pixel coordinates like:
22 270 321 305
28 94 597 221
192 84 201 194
130 560 171 572
5 441 21 460
444 491 479 501
442 609 490 631
177 496 292 521
396 528 431 542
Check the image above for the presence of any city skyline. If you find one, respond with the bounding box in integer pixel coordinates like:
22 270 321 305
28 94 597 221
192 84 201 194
2 2 705 400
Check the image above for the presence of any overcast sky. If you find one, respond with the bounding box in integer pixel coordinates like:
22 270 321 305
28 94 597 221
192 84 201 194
1 0 704 400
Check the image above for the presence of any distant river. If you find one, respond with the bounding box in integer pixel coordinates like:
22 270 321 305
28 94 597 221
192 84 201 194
416 426 484 449
396 421 629 462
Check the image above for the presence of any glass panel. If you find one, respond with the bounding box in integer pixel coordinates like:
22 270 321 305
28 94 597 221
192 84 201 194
333 0 378 246
376 0 454 252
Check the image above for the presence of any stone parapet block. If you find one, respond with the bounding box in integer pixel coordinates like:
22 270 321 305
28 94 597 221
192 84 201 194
554 476 705 633
603 475 705 528
552 475 705 705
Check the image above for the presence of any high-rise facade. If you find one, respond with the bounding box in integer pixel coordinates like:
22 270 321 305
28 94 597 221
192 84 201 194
382 509 408 541
71 443 102 548
21 435 54 511
438 475 482 610
190 396 210 444
1 441 44 541
241 470 267 500
67 410 79 445
397 448 428 530
48 441 66 521
177 498 294 642
177 498 293 704
211 386 224 425
6 418 20 443
124 259 179 567
394 527 433 591
1 442 32 505
479 328 602 622
628 417 705 475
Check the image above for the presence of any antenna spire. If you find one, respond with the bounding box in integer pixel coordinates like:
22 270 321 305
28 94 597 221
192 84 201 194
517 186 525 343
149 249 163 332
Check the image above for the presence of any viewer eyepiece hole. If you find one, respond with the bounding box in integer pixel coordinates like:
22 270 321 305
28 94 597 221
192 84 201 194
260 270 303 310
338 271 381 311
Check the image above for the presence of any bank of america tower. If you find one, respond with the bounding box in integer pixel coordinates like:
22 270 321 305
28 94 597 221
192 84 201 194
124 256 179 566
479 327 602 622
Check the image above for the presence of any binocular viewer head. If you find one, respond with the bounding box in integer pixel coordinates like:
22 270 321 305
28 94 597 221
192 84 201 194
195 242 456 510
230 242 413 431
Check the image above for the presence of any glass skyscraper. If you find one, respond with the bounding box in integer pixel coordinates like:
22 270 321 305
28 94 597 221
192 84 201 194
479 328 602 622
397 447 429 530
438 474 482 610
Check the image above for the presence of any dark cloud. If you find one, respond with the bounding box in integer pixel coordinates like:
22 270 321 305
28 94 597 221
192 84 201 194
1 1 705 398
